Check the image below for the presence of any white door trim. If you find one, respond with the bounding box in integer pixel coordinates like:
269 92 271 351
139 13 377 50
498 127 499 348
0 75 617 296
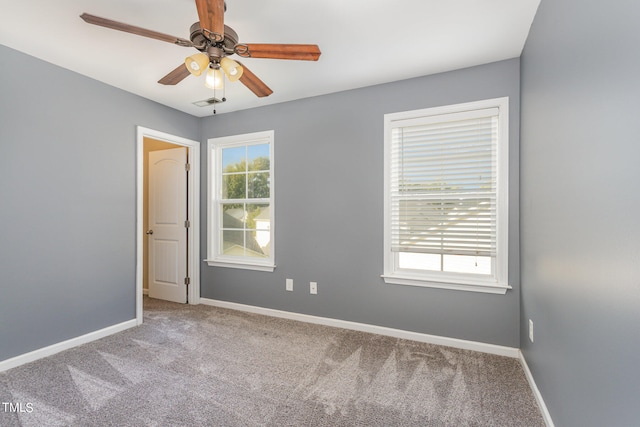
136 126 200 325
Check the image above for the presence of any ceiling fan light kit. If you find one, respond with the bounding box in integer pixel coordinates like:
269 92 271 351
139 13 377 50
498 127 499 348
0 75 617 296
204 67 224 90
185 53 210 76
80 0 321 107
220 57 243 82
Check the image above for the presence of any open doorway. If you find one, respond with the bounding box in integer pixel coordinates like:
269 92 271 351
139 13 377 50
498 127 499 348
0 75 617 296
136 127 200 325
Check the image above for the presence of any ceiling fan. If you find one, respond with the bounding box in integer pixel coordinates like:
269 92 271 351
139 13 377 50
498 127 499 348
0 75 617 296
80 0 321 99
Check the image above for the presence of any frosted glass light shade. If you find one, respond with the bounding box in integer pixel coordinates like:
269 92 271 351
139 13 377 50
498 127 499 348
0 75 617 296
205 67 224 90
185 53 210 76
220 57 244 82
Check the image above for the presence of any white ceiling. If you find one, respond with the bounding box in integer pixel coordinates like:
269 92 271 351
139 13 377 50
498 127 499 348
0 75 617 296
0 0 540 117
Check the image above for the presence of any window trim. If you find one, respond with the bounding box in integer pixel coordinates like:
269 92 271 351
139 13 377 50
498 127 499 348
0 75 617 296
382 98 510 294
206 130 275 272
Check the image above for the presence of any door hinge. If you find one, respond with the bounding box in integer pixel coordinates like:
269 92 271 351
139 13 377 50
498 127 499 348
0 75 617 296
184 277 190 285
184 220 190 228
185 163 191 171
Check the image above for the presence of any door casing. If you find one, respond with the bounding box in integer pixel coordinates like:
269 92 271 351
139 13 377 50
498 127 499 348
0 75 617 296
136 126 200 324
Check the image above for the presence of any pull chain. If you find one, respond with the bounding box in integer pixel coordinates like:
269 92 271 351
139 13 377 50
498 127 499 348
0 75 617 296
212 73 227 115
213 84 217 115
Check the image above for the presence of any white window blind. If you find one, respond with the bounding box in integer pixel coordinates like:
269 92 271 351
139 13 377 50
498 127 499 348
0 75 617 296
389 108 498 258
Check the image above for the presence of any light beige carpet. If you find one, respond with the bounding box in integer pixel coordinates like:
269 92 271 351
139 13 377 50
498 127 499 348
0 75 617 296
0 297 545 426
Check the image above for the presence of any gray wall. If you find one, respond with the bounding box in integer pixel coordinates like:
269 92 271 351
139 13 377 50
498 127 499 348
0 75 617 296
200 59 521 347
520 1 640 426
0 45 199 361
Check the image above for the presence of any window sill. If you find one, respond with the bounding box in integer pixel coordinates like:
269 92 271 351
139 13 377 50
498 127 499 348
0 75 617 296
205 259 276 272
381 274 510 295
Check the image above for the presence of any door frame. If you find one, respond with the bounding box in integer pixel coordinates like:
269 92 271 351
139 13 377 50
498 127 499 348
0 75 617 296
136 126 200 324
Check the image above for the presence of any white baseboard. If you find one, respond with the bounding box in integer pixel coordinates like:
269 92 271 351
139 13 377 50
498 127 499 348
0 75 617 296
519 351 555 427
199 298 519 358
0 319 138 373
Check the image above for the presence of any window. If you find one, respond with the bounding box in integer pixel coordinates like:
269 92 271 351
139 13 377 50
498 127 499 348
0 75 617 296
206 130 275 271
383 98 509 294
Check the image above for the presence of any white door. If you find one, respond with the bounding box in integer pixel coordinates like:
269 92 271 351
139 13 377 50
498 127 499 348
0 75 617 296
148 147 188 303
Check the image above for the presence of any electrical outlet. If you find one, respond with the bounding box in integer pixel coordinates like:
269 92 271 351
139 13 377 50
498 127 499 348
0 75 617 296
286 278 293 292
529 319 534 343
310 281 317 295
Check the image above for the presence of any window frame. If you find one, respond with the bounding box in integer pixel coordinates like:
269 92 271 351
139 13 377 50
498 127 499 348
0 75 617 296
382 98 510 294
206 130 275 272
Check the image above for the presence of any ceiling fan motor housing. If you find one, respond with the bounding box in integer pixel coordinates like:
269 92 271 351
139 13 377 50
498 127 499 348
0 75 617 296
207 46 224 64
189 22 238 56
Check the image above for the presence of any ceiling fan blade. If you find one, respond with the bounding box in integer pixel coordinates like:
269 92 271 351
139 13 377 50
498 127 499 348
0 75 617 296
80 13 193 47
195 0 225 42
235 44 321 61
158 64 191 85
238 63 273 97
